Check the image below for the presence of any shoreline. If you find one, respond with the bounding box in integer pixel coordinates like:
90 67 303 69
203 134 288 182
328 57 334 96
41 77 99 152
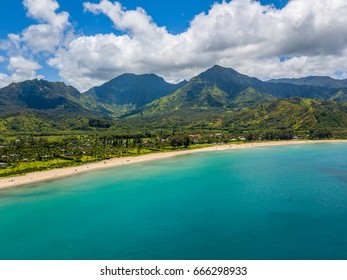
1 139 346 190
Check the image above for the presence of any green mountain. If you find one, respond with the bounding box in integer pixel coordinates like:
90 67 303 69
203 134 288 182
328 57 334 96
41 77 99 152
266 76 347 102
231 87 276 109
195 65 340 99
83 73 187 116
0 79 107 133
136 66 276 115
0 79 91 117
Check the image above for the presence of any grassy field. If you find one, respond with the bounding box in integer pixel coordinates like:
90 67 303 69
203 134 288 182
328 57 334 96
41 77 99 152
0 159 75 177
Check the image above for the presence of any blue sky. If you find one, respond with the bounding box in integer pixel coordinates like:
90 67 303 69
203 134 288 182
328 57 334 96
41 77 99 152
0 1 288 37
0 0 346 91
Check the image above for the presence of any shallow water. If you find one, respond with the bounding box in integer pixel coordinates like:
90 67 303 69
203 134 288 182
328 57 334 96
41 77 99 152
0 143 346 260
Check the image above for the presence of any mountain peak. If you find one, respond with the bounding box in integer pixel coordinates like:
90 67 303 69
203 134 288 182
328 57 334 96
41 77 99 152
207 65 239 74
194 65 264 95
201 65 255 80
0 78 86 116
116 72 162 79
210 64 227 70
83 72 185 116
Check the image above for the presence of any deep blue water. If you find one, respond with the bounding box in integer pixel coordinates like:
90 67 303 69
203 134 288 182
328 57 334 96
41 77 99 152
0 143 346 260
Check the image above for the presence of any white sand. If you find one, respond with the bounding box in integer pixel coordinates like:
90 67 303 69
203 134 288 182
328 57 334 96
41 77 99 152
1 139 346 190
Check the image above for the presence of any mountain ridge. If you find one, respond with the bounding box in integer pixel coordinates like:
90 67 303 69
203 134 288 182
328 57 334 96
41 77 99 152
82 73 187 116
1 65 347 134
268 76 347 89
131 65 345 118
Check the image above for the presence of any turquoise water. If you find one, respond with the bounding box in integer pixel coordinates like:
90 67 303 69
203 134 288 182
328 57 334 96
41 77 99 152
0 143 347 260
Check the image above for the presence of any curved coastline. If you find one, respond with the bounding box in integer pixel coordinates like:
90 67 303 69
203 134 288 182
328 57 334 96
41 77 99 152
1 139 346 190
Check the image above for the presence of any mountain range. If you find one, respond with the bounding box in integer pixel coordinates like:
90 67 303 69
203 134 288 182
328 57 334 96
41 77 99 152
268 76 347 89
1 65 347 134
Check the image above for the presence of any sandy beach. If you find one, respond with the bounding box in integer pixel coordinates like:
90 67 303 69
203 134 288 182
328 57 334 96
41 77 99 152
0 139 346 190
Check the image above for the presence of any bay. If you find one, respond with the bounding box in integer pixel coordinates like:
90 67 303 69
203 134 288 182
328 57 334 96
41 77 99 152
0 143 346 260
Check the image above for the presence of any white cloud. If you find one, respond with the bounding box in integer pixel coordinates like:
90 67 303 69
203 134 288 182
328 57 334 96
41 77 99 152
0 56 4 62
47 0 347 91
83 0 170 39
21 0 71 53
1 1 71 55
23 0 66 26
0 56 42 88
0 71 36 89
0 34 22 56
8 56 41 72
0 0 71 88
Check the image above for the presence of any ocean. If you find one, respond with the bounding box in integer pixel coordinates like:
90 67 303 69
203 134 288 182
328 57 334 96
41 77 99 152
0 143 346 260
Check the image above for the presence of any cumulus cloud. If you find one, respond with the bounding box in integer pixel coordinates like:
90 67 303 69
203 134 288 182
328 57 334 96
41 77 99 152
2 0 71 55
47 0 347 91
0 56 42 88
0 0 71 88
21 0 71 53
8 56 41 72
